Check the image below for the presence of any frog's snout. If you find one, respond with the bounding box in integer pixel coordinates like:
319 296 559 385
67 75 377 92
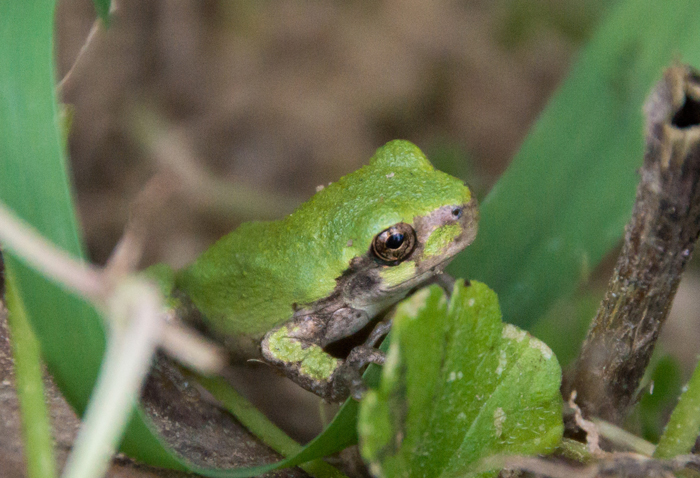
457 197 479 247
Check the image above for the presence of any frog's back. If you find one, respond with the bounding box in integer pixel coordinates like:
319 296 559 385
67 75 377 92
176 140 471 344
176 217 337 341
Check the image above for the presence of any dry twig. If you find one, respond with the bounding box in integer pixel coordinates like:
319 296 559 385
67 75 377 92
566 65 700 424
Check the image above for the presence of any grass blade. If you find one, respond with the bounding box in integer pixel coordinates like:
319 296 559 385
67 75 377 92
449 0 700 328
6 273 57 478
0 3 364 473
654 359 700 459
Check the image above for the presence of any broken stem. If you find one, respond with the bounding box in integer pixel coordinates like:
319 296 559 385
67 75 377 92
566 65 700 424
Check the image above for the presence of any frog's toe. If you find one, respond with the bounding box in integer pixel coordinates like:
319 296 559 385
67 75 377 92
330 363 364 401
330 345 385 401
347 344 386 366
350 377 367 401
365 318 392 348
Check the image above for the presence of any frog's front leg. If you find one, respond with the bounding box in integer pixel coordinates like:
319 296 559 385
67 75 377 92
261 309 384 401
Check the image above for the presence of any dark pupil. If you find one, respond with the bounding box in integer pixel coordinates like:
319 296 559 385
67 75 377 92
386 233 404 249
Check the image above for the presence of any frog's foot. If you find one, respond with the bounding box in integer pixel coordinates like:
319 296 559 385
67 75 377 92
261 324 342 399
365 317 392 348
330 345 385 401
261 320 385 402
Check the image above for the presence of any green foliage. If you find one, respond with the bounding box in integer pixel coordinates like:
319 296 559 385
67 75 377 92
4 0 700 475
530 292 600 368
0 0 187 471
6 274 56 478
92 0 110 24
359 282 563 477
449 0 700 329
0 0 102 412
637 356 683 443
196 375 357 478
654 357 700 458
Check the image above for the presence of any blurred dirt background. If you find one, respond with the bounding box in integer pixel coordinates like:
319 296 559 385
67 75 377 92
56 0 603 266
4 0 700 476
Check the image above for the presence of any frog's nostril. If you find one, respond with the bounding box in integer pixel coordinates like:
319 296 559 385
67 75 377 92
451 207 463 219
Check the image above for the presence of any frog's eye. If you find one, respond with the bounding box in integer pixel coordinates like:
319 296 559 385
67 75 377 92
371 223 416 265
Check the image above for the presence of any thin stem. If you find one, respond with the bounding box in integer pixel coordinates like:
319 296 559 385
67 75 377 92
56 1 118 92
61 279 163 478
6 273 57 478
196 375 348 478
159 321 225 374
103 174 176 280
592 418 656 456
0 203 105 304
56 19 100 92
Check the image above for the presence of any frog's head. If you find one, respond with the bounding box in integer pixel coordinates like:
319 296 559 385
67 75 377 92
321 140 479 314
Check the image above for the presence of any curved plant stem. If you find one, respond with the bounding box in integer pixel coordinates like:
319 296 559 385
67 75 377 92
196 375 348 478
61 279 163 478
591 418 656 456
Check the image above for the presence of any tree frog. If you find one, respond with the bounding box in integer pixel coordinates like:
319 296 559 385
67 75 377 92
160 140 478 401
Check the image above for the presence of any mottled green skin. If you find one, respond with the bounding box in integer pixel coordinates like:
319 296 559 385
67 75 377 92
266 326 340 381
175 140 471 341
424 223 462 258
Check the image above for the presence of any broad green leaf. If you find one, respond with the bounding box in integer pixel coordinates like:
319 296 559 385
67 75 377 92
449 0 700 329
359 282 563 478
0 1 356 475
0 0 185 471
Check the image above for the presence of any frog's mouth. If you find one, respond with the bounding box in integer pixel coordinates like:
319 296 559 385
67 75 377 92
381 254 456 293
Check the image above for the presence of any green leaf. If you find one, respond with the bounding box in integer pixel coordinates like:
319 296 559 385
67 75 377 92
0 1 358 475
6 272 57 478
358 281 563 478
449 0 700 329
193 374 354 478
654 357 700 459
637 355 683 443
0 0 185 470
0 0 104 419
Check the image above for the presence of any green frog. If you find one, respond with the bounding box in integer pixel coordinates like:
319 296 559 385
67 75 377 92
154 140 478 401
